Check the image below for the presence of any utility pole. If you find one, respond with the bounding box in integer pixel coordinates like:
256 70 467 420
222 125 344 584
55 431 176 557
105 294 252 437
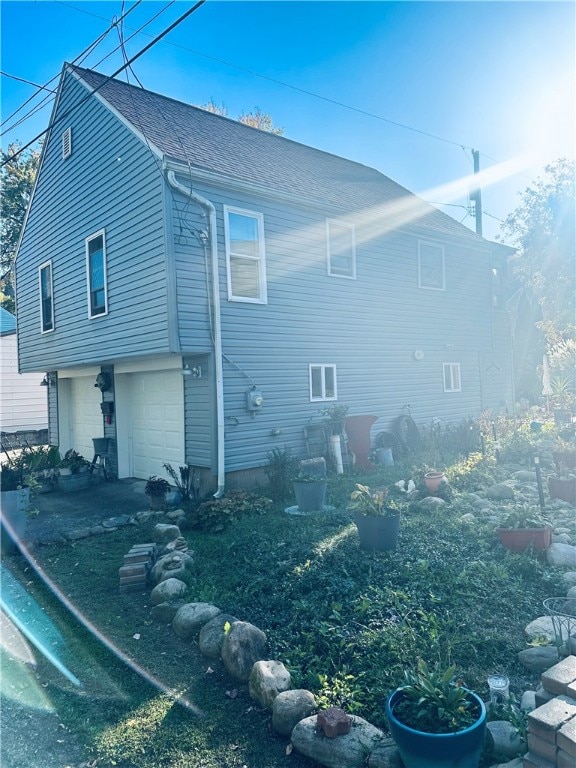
471 150 483 236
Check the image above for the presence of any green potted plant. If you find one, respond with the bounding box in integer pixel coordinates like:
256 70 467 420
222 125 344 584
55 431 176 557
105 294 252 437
145 475 171 510
551 437 576 472
292 471 327 513
58 450 91 492
496 504 552 552
347 483 401 551
385 660 486 768
0 464 31 553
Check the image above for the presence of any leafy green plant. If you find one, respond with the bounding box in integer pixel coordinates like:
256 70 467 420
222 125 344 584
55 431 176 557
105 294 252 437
144 476 170 497
0 464 26 491
394 660 480 734
60 449 89 474
163 463 201 504
486 693 528 752
265 447 298 501
500 504 550 529
320 403 349 435
191 490 273 533
293 471 327 484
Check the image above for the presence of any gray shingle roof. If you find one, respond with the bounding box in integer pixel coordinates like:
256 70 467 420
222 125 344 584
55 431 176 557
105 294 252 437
0 307 16 335
69 65 487 244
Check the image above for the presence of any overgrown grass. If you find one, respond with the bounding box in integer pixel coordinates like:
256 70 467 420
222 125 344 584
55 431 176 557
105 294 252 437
5 443 570 767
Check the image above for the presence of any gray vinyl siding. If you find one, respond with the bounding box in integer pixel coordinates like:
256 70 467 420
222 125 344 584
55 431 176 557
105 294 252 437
183 355 213 468
16 72 169 372
169 173 514 472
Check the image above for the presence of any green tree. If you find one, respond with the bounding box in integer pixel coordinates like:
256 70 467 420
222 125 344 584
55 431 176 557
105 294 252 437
1 142 41 308
195 102 283 135
500 159 575 401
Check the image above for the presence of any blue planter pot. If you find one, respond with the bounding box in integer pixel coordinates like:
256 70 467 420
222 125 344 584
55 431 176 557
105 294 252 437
385 689 486 768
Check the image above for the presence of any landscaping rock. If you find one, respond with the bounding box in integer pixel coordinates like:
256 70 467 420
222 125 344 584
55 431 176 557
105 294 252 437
103 514 132 528
291 714 393 768
547 543 576 568
460 513 476 523
151 552 193 583
486 721 524 760
517 646 559 673
524 616 557 643
221 621 267 682
520 690 536 711
418 496 446 510
249 660 291 708
150 577 187 606
198 614 239 659
272 690 317 736
172 603 221 640
513 471 537 482
65 528 90 540
553 533 573 545
567 586 576 599
367 738 403 768
561 571 576 589
488 759 523 768
150 601 185 623
153 523 181 545
485 484 515 501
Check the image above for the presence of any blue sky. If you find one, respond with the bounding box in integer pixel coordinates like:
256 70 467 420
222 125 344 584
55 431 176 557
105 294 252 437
1 0 574 241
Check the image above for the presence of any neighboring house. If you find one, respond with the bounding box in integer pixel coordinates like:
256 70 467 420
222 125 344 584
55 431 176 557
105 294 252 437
0 307 48 434
15 64 514 489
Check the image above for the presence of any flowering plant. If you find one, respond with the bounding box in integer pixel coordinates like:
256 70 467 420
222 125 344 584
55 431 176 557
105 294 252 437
348 484 400 517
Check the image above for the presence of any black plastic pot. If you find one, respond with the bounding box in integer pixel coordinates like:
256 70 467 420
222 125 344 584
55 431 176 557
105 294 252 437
354 512 400 551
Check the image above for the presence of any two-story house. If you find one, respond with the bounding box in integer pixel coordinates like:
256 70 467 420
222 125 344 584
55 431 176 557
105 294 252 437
15 64 514 491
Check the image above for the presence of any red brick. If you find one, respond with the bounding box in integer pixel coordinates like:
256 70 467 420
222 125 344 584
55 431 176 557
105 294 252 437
316 707 351 738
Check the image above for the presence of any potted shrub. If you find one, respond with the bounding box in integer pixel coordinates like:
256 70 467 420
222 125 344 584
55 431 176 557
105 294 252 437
0 464 31 553
548 470 576 505
347 483 401 551
145 475 171 510
551 438 576 472
292 471 327 513
496 504 552 552
58 450 91 492
385 660 487 768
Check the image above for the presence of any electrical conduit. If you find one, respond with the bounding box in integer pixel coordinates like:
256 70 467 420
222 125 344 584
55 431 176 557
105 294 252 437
166 169 225 497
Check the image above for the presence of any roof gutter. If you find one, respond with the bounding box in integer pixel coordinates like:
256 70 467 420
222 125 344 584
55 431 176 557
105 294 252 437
166 169 225 498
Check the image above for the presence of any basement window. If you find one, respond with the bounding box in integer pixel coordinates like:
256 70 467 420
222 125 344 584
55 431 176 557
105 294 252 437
309 364 337 401
443 363 461 392
62 127 72 160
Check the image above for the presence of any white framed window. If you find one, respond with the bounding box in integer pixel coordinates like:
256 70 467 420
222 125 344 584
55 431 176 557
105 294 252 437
85 229 108 318
39 261 54 333
327 218 356 278
418 240 445 290
443 363 461 392
309 364 337 401
62 127 72 159
224 206 267 303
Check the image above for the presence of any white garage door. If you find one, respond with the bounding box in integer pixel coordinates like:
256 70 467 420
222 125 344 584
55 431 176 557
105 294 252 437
70 377 104 460
130 370 185 480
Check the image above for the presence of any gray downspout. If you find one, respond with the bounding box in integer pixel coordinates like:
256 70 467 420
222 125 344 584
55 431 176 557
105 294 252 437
166 169 225 497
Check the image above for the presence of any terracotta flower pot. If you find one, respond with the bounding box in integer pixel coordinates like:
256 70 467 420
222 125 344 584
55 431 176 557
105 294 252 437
496 526 552 553
424 472 445 494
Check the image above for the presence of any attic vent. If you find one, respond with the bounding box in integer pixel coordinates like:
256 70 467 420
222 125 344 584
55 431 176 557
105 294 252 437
62 127 72 159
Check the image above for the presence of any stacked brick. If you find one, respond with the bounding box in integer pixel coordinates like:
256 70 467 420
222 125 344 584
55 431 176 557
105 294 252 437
524 655 576 768
119 543 157 593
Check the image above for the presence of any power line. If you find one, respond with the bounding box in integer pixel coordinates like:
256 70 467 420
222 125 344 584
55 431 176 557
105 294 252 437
1 0 145 136
0 72 56 93
50 2 476 153
1 0 207 167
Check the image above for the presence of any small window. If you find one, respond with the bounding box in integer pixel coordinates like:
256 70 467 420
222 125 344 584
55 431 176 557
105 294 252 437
327 219 356 278
85 230 108 318
309 364 337 401
419 240 445 290
62 127 72 159
443 363 461 392
39 261 54 333
224 206 267 303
